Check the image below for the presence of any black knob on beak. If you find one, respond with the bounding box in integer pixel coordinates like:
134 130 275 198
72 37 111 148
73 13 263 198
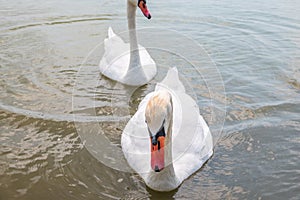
152 137 157 146
154 165 160 172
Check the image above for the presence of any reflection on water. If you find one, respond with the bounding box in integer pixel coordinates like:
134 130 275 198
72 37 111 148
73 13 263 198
1 0 300 199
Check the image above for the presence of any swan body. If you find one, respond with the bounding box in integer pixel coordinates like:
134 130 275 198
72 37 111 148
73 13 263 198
99 27 156 86
99 0 156 86
121 68 213 191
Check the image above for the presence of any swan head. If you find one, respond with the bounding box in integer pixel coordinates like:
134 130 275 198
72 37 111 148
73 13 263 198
129 0 152 19
145 90 173 173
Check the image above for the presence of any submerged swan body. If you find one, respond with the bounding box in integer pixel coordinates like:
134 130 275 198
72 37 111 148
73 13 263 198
121 68 213 191
99 0 156 86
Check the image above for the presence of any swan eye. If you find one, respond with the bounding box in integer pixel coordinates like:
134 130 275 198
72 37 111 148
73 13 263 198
138 0 146 7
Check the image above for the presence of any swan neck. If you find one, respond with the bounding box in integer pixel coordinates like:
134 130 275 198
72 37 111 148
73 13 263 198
127 1 142 72
127 1 136 30
127 2 138 50
165 107 175 175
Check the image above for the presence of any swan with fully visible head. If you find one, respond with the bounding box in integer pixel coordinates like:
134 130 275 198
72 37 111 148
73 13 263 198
121 68 214 191
99 0 156 86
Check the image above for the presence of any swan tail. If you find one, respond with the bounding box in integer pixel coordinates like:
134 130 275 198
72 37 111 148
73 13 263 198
158 67 186 93
105 27 124 45
108 27 116 38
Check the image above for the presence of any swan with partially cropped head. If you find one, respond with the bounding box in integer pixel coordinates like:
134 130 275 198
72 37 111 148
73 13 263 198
99 0 156 86
121 68 214 191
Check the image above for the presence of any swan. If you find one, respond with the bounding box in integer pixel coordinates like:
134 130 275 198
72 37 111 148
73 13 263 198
121 68 214 191
99 0 156 86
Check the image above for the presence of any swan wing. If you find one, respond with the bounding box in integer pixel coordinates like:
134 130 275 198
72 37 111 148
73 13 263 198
171 89 213 182
121 92 154 175
100 27 130 77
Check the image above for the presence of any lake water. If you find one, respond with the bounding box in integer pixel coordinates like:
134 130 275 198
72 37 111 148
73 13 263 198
0 0 299 199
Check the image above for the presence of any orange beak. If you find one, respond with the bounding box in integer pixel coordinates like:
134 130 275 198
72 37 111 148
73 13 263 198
138 0 151 19
150 136 165 172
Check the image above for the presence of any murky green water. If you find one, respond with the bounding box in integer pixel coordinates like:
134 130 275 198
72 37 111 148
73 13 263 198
1 0 299 199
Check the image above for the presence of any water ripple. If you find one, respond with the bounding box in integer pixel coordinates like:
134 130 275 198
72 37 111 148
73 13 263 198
8 16 111 31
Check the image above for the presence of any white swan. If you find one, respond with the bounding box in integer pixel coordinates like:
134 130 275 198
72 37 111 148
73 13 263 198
121 68 214 191
99 0 156 86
